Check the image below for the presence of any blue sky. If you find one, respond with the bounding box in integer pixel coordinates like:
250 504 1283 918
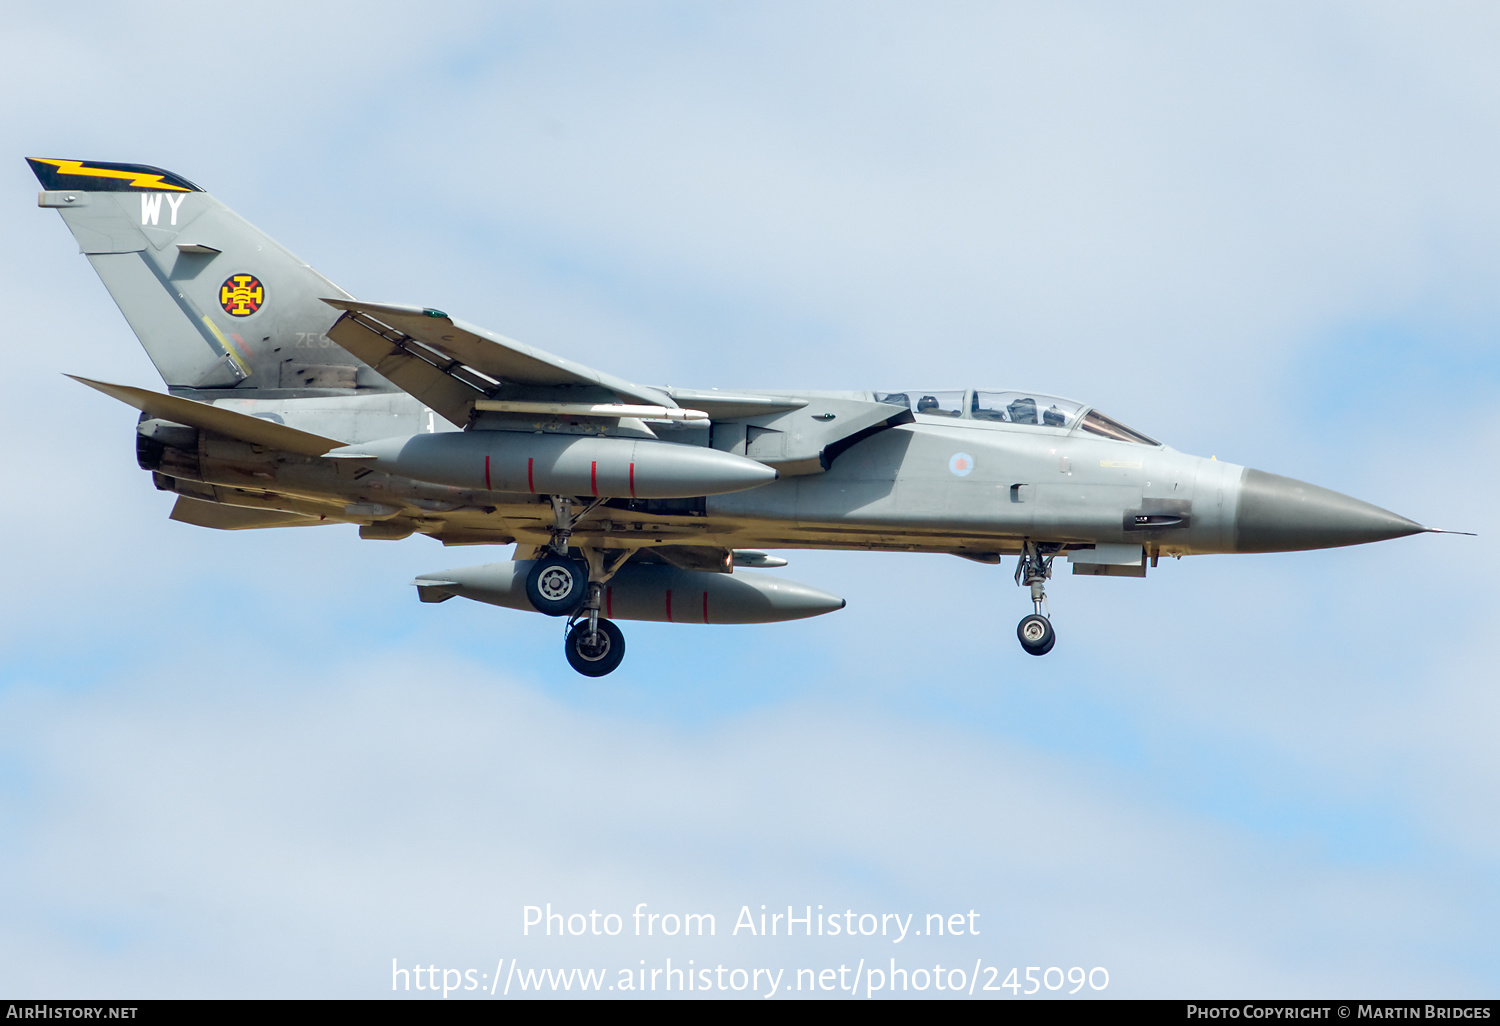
2 0 1497 998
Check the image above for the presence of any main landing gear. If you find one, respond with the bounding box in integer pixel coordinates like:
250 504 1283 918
565 616 625 677
523 496 633 677
1014 541 1058 656
525 556 587 615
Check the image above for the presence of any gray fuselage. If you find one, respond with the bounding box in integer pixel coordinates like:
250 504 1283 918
167 387 1418 560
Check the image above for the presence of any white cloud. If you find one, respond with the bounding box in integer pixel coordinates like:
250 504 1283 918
1 649 1489 996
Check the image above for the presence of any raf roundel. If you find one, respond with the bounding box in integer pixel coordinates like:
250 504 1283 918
219 273 265 317
949 452 974 477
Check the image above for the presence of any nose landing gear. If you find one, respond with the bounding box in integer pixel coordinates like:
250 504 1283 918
1014 541 1059 656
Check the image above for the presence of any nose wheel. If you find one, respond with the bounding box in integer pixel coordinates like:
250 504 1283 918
1015 541 1060 656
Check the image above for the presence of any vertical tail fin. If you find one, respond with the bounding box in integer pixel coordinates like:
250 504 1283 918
29 157 391 397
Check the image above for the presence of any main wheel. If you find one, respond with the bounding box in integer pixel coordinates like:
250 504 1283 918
525 556 588 616
1017 614 1056 656
565 618 626 677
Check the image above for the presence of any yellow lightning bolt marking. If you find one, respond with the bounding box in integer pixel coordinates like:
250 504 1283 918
31 158 191 191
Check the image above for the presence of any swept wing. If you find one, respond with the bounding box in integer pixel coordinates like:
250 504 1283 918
69 375 343 455
322 300 674 426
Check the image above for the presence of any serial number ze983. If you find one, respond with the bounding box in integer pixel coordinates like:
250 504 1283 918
985 966 1109 995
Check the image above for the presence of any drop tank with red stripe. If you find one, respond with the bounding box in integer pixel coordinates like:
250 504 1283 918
414 561 846 624
326 430 778 499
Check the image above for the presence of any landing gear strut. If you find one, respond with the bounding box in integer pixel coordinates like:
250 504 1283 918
523 496 604 617
565 607 625 676
528 497 636 676
563 564 631 676
1014 541 1058 656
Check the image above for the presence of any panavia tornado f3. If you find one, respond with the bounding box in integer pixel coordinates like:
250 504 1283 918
30 157 1468 675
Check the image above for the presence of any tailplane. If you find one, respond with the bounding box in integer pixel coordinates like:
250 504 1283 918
29 157 393 397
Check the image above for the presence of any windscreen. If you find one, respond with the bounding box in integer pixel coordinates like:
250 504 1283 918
1079 409 1158 446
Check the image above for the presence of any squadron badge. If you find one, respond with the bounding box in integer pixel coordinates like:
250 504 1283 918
219 274 265 317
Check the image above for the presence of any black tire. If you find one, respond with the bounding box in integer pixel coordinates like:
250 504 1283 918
565 618 626 677
1017 613 1056 656
525 556 588 616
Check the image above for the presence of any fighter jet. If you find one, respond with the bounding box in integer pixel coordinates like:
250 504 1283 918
29 157 1464 675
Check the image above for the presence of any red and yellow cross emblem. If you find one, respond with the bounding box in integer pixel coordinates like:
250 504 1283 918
219 274 265 317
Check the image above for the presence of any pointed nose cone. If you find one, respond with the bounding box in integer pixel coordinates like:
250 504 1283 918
1233 468 1425 553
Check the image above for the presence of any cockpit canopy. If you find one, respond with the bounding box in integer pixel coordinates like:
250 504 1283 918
874 389 1159 446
